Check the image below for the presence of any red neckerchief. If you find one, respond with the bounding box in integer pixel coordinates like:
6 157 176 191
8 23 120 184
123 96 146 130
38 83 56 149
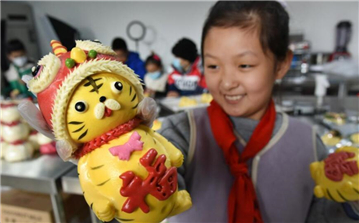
207 99 276 223
74 117 142 159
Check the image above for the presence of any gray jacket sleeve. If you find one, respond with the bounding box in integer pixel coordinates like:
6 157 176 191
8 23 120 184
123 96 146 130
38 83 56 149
158 112 190 191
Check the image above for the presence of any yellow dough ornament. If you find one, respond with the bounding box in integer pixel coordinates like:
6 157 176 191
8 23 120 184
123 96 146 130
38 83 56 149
201 93 213 104
22 40 192 222
324 112 346 125
321 130 342 146
179 96 197 107
350 133 359 145
152 119 163 131
310 146 359 202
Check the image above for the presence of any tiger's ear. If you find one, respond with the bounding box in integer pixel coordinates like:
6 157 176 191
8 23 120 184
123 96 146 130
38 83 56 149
56 139 77 163
137 97 157 127
18 100 55 140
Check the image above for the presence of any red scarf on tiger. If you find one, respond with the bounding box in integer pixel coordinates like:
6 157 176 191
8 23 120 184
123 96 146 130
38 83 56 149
207 99 276 223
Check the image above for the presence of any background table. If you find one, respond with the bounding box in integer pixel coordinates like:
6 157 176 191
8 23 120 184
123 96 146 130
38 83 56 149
62 168 100 223
1 154 75 223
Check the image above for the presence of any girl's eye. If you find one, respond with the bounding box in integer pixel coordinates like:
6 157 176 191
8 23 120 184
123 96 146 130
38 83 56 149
75 101 88 113
239 64 252 69
207 65 218 69
112 81 123 93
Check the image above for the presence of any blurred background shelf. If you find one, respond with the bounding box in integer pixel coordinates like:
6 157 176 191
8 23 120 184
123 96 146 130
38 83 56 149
1 155 75 223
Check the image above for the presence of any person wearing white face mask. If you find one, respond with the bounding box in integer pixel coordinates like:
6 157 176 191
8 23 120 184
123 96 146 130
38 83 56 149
4 39 34 99
167 38 207 97
144 53 168 98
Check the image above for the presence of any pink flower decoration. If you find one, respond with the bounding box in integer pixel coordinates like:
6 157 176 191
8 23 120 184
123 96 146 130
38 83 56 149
109 131 144 161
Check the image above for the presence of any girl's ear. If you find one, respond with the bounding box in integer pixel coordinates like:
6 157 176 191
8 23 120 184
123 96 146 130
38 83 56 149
276 50 293 80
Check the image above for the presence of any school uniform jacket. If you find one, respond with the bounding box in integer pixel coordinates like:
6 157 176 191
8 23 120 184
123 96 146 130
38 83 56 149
158 108 356 223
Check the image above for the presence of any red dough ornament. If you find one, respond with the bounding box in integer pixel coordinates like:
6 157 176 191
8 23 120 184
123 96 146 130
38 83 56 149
324 152 359 182
310 146 359 202
120 149 178 213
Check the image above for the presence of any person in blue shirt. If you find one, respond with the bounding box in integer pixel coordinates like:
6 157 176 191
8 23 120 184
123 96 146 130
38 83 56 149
111 37 146 81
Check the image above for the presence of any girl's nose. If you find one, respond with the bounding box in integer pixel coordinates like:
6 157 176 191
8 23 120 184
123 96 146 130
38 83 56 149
221 70 239 91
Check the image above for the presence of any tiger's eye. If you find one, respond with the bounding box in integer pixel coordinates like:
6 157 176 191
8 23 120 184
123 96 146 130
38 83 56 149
115 82 123 90
91 39 102 44
75 101 88 112
32 65 41 77
111 81 123 93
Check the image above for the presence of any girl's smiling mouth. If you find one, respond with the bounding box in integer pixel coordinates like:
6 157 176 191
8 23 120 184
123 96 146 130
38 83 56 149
224 94 246 104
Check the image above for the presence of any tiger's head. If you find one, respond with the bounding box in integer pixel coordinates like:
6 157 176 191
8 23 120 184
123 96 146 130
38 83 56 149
66 73 140 143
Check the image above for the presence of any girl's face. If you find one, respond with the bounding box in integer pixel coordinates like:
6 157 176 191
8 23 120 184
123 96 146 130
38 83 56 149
203 27 290 119
146 63 160 73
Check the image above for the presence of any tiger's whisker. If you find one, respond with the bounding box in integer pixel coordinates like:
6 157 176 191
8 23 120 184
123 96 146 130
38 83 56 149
78 129 88 140
68 121 83 125
131 93 137 102
73 125 85 133
132 103 139 109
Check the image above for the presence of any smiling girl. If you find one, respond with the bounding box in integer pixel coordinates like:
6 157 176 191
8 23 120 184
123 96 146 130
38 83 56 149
159 1 355 223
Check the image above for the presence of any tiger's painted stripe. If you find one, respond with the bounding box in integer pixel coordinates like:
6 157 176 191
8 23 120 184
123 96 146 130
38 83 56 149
73 125 85 133
97 178 110 186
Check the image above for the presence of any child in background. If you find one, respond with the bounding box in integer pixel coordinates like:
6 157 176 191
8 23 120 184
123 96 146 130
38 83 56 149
159 1 354 222
4 39 34 98
144 53 168 98
111 37 146 81
167 38 207 97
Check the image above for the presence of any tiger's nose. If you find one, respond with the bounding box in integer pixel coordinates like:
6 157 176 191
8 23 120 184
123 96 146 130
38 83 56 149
99 96 106 102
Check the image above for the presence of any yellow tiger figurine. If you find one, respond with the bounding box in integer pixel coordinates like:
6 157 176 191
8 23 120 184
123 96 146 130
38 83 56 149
310 146 359 202
22 40 192 223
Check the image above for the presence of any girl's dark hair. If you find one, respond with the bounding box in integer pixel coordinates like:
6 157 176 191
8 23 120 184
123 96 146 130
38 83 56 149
145 53 162 68
201 1 289 62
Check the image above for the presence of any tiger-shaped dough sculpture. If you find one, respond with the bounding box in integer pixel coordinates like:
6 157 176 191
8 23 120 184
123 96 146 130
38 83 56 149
21 40 192 222
310 146 359 202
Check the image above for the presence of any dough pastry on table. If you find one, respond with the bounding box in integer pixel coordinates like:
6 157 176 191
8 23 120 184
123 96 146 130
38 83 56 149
0 101 34 162
200 93 213 104
179 96 197 107
324 112 346 125
321 130 342 146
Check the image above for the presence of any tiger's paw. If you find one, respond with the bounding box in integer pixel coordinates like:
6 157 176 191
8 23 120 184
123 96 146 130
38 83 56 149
169 190 192 217
91 199 116 222
170 151 184 168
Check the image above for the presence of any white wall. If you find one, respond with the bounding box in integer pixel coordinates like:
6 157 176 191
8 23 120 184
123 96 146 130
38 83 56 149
27 1 358 67
27 1 214 69
287 1 358 61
